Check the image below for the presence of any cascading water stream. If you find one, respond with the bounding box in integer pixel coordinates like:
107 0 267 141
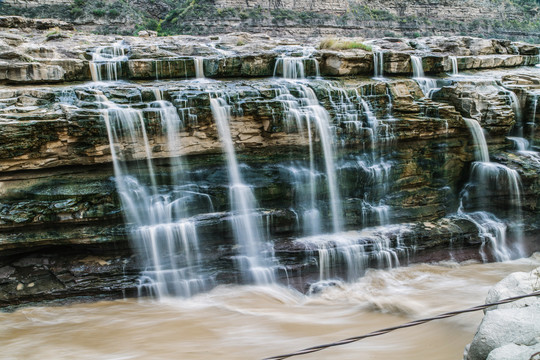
373 49 384 78
98 90 214 298
271 60 400 280
210 96 276 284
273 47 319 79
296 226 410 282
507 136 530 151
89 42 129 82
502 87 524 138
458 118 525 260
449 56 459 76
274 82 344 234
194 58 205 79
411 55 438 97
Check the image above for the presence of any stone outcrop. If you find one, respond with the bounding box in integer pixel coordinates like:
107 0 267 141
466 266 540 360
0 21 538 84
2 0 538 42
215 0 349 13
432 82 517 137
0 15 73 30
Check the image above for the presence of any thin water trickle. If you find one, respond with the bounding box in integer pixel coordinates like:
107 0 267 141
411 55 438 97
373 50 384 78
194 58 205 79
460 118 525 259
449 56 459 76
89 42 129 82
210 96 276 284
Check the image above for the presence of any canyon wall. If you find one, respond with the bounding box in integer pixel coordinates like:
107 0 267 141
0 19 540 307
215 0 349 13
0 0 539 41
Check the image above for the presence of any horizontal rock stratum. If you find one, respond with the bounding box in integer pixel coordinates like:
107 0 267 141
0 18 540 307
0 18 538 84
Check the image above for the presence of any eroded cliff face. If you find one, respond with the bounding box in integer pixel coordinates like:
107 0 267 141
1 0 540 41
1 20 540 307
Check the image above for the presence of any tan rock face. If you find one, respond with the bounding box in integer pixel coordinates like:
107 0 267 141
0 23 537 84
433 82 517 137
0 62 65 83
0 16 74 30
0 78 473 172
319 50 373 76
215 0 349 13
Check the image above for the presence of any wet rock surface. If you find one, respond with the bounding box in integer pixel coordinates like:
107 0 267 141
466 266 540 360
0 19 540 306
0 18 538 84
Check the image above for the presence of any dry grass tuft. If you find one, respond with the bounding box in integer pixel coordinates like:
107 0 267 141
319 37 372 51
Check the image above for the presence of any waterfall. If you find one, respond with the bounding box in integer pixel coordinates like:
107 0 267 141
359 96 388 146
449 56 458 75
507 136 530 151
275 57 306 79
194 58 205 79
373 50 384 78
283 164 323 236
274 82 343 233
297 226 409 282
464 118 490 162
529 93 539 146
153 88 163 101
362 201 390 226
410 55 438 97
210 96 276 284
98 91 215 298
460 118 525 259
457 210 512 262
89 42 129 82
273 47 319 79
80 42 531 297
272 78 398 280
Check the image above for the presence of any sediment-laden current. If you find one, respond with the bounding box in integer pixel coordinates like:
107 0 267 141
1 255 539 360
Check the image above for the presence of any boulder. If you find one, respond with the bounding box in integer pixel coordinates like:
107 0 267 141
467 306 540 360
487 343 540 360
319 50 372 76
384 52 411 74
466 266 540 360
485 267 540 311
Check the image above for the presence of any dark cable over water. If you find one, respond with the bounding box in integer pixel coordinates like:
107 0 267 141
264 291 540 360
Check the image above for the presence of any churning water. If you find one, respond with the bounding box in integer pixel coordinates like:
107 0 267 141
2 255 539 360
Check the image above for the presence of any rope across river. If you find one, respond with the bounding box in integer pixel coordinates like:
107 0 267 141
264 291 540 360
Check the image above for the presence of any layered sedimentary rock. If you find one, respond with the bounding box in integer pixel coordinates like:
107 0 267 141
1 20 540 307
215 0 349 13
1 0 538 41
0 20 538 84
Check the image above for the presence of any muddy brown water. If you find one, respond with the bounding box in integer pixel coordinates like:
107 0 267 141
1 254 539 360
